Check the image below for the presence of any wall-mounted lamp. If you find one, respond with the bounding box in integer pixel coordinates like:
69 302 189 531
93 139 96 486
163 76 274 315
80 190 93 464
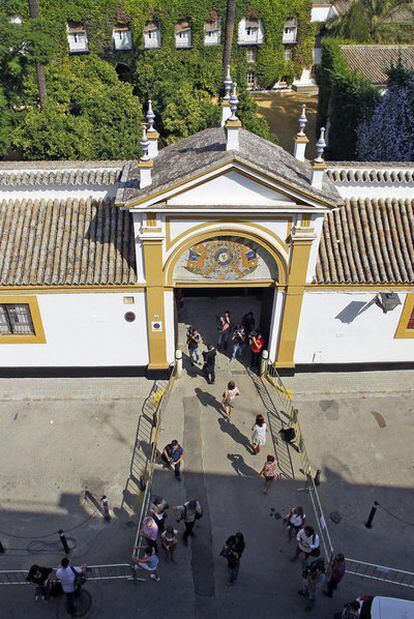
375 292 401 314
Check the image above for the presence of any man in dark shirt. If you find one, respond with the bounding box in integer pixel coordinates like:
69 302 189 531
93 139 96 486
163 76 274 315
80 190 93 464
162 440 184 481
202 344 217 384
324 553 346 597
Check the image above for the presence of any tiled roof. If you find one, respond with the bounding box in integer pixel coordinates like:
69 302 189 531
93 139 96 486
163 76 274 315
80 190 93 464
315 198 414 284
0 198 136 286
340 45 414 86
327 167 414 183
0 161 125 187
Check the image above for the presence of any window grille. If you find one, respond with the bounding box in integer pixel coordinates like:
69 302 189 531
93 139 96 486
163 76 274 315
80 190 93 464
0 304 34 335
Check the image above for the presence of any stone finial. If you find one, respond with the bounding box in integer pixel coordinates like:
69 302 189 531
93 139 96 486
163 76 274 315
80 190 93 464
140 124 150 161
294 104 309 162
223 64 232 101
146 100 156 133
138 124 153 188
229 82 239 121
314 127 326 164
298 104 308 137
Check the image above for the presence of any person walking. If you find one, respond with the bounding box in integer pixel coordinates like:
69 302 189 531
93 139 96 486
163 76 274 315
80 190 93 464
298 561 325 611
251 414 267 454
132 546 160 581
249 331 264 370
26 564 53 601
161 440 184 481
202 344 216 384
174 499 203 545
293 525 320 563
221 381 240 418
220 532 245 587
217 311 232 351
259 454 279 494
283 505 306 541
187 326 201 366
149 496 169 533
141 516 159 553
230 324 245 361
324 553 346 598
161 526 179 562
56 558 87 617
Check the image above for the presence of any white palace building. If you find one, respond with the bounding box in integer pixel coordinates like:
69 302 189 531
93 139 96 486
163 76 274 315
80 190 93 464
0 75 413 375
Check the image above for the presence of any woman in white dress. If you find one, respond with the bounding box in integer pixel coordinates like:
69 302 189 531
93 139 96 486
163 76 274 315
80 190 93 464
251 414 267 454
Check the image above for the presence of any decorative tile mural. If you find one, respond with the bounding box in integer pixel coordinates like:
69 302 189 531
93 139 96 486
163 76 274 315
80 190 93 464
174 236 278 281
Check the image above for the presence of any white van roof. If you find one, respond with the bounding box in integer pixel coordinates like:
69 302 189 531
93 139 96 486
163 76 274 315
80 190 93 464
371 596 414 619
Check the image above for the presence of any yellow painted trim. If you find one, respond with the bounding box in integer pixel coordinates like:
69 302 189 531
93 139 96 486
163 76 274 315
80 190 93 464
394 293 414 339
164 226 288 287
146 213 158 227
142 239 169 369
125 158 334 209
138 160 154 169
226 119 242 127
0 285 144 293
175 279 275 288
301 214 312 227
0 296 46 344
165 216 292 252
275 238 314 369
311 161 327 170
295 135 309 144
147 131 160 140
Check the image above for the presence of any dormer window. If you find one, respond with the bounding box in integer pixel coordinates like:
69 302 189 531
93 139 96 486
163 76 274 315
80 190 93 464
144 21 161 49
238 17 264 46
175 19 192 49
204 11 220 45
67 22 88 54
283 18 297 44
113 24 133 51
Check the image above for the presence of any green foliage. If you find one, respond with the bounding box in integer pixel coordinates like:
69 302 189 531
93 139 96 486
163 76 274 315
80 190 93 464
0 86 13 157
12 56 142 160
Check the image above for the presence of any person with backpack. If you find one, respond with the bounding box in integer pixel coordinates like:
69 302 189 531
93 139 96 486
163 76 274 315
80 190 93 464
173 499 203 545
292 525 320 563
298 558 325 611
56 558 87 616
202 344 217 385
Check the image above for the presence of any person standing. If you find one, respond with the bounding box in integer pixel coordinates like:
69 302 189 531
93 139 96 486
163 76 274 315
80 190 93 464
56 558 87 616
161 526 179 562
241 312 255 337
26 564 53 601
161 440 184 481
221 532 245 587
258 454 279 494
202 344 216 384
174 499 203 545
251 414 267 454
324 553 346 598
283 505 306 541
293 526 320 563
298 562 325 611
221 381 240 418
132 546 160 581
231 324 245 361
149 496 169 533
249 331 264 370
141 516 159 553
187 326 202 366
217 311 232 351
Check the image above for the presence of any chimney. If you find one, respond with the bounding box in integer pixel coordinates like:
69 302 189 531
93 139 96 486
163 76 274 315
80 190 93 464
294 104 309 162
146 99 159 159
311 127 327 190
225 82 241 151
221 65 233 127
138 124 153 188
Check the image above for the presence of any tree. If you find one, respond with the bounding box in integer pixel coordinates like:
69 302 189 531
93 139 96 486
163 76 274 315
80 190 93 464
223 0 236 71
12 56 143 160
27 0 48 107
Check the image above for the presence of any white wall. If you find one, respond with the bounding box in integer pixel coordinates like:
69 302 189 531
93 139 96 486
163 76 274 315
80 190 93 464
0 292 149 367
295 291 414 364
164 290 175 364
333 181 414 201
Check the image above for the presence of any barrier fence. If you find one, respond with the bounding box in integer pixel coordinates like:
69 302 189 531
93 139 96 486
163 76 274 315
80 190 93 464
0 564 135 586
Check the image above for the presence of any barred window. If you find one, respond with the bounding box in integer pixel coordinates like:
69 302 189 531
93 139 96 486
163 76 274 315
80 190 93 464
408 308 414 330
0 304 34 335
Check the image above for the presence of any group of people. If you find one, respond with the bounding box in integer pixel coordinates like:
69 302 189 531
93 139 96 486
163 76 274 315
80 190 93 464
186 310 265 376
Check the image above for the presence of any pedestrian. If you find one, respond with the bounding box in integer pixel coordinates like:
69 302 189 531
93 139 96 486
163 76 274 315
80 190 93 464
161 439 184 481
323 553 346 598
217 310 232 351
293 525 320 563
141 516 159 553
258 454 279 494
132 546 160 582
283 505 306 541
56 558 87 617
298 559 325 612
174 499 203 545
161 526 179 562
241 312 255 337
249 331 264 370
186 326 202 366
251 414 267 454
220 532 245 587
149 496 169 533
202 344 216 384
26 564 53 601
231 324 245 361
221 380 240 418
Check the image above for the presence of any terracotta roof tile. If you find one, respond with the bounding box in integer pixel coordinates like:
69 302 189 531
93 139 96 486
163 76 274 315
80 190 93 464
315 198 414 284
340 45 414 86
0 161 126 187
0 198 136 287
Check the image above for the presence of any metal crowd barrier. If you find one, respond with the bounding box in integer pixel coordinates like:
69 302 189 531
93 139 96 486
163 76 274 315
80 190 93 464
0 564 134 586
345 559 414 589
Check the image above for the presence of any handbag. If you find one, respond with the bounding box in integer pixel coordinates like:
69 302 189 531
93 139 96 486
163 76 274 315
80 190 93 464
70 566 87 588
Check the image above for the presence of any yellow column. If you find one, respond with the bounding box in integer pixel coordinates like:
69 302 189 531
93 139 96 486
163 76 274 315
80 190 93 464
275 230 315 369
142 238 169 370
